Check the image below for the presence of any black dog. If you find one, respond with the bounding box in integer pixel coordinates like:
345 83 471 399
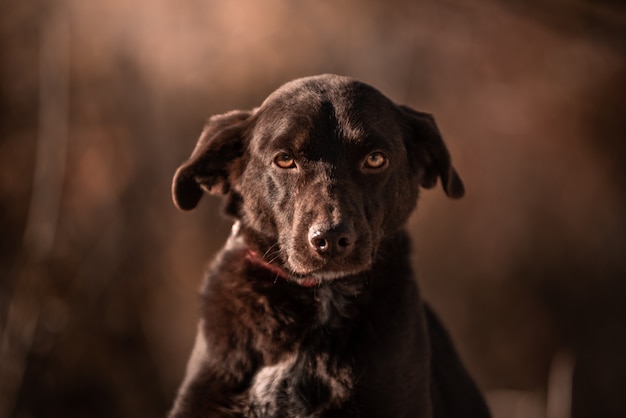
169 74 491 417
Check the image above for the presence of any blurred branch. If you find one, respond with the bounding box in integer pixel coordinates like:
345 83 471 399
0 268 41 418
0 2 69 418
22 1 70 260
547 351 575 418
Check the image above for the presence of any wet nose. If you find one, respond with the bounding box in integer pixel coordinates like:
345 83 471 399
308 222 356 257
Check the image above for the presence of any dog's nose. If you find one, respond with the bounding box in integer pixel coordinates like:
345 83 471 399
308 222 355 257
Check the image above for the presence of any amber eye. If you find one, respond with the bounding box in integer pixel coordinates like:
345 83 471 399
364 152 387 169
274 153 296 169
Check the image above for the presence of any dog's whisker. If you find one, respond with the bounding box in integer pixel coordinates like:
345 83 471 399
262 243 280 259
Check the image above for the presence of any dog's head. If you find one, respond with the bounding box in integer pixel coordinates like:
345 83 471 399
173 74 463 283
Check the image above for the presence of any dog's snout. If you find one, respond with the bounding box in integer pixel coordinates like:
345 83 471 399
308 222 355 257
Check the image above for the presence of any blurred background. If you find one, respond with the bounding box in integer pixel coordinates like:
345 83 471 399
1 0 625 417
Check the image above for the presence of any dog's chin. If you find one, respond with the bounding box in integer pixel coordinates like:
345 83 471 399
287 269 363 288
287 260 371 287
279 242 376 286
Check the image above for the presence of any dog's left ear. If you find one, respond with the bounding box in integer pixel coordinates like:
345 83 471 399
398 105 465 199
172 110 252 210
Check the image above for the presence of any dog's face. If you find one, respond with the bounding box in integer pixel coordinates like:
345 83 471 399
173 75 463 282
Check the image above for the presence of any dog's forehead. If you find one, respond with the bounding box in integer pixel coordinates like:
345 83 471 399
250 76 401 151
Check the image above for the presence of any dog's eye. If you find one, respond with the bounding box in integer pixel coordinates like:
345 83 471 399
364 152 387 169
274 153 296 169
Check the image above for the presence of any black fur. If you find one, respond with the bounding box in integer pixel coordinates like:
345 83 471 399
169 74 490 417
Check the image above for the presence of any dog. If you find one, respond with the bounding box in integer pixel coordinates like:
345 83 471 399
168 74 491 417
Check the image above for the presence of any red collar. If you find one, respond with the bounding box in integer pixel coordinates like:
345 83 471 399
244 249 320 288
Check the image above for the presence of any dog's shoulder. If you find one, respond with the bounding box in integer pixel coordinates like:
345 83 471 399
425 303 492 418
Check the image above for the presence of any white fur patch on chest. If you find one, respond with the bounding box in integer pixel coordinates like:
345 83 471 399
247 355 296 416
245 353 353 417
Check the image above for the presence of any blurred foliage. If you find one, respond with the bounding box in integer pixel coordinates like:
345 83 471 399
1 0 625 417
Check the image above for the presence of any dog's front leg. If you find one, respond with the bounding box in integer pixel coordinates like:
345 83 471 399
168 321 237 418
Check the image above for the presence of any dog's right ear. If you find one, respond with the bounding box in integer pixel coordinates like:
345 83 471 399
172 110 252 211
398 105 465 199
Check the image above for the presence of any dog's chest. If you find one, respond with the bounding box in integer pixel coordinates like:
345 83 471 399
244 353 353 417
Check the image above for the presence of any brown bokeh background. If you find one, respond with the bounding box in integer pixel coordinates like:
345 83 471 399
1 1 625 417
